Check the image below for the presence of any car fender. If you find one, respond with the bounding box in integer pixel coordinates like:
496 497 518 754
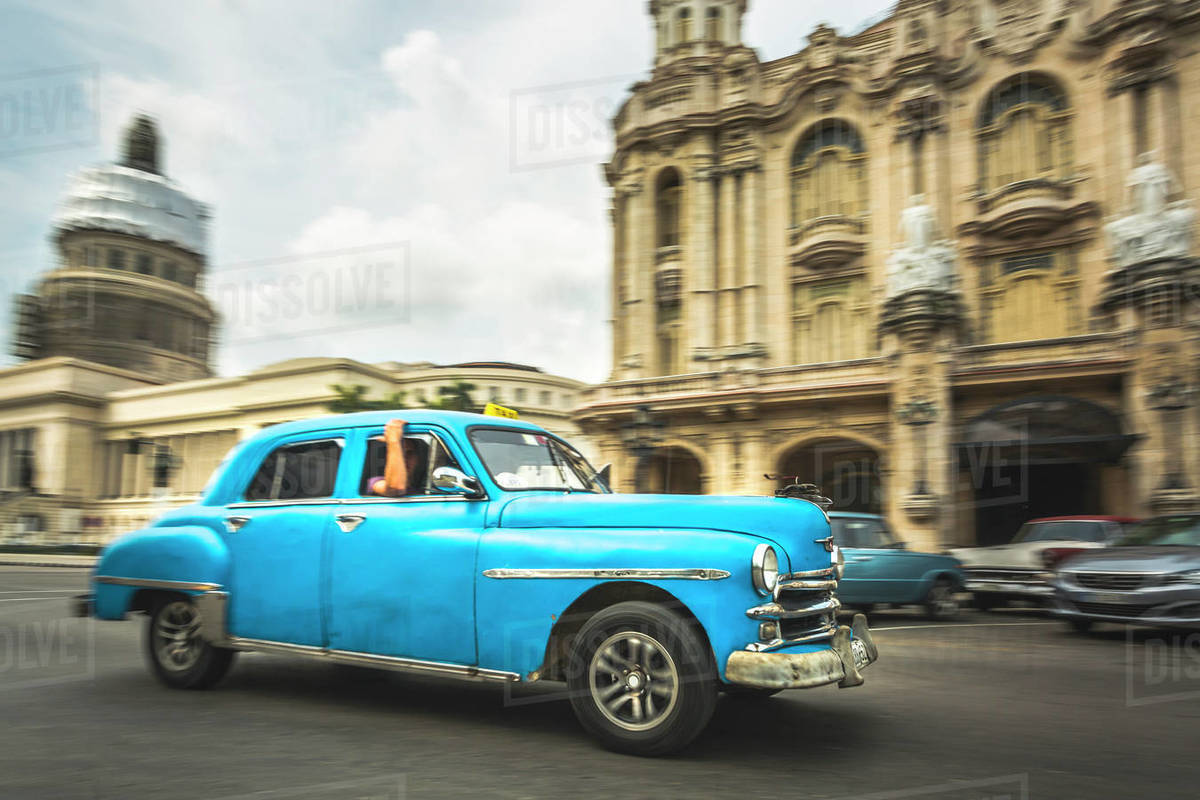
92 525 231 620
475 526 812 682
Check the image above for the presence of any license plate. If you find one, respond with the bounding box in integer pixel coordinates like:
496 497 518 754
851 638 870 669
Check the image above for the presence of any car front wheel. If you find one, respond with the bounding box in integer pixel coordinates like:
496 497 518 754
567 601 717 756
145 597 236 690
925 578 960 620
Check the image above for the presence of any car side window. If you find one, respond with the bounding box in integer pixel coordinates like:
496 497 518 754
358 432 462 496
244 439 343 501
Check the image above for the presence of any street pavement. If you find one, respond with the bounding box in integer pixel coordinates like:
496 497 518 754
2 566 1198 799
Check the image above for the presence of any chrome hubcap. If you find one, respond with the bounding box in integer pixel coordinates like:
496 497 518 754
588 631 678 732
932 585 958 616
154 601 203 672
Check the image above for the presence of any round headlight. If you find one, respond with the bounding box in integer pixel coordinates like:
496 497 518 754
751 544 779 596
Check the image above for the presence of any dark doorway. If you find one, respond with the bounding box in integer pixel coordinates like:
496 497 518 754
972 460 1099 546
958 395 1136 546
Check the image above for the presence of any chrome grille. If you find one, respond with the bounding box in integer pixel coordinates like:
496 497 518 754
966 568 1040 583
1073 573 1146 592
1073 602 1152 618
748 569 840 645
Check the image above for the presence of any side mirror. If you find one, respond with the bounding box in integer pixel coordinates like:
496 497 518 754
432 466 484 498
596 463 612 489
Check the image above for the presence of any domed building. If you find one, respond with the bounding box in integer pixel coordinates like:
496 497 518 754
13 115 216 382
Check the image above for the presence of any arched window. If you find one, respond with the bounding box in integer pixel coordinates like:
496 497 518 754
977 74 1072 193
790 119 868 226
677 7 692 43
656 168 683 249
705 7 721 41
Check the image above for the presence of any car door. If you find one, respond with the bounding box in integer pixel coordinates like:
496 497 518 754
837 518 927 603
221 432 346 646
326 426 485 665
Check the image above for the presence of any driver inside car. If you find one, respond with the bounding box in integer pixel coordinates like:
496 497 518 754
367 419 429 496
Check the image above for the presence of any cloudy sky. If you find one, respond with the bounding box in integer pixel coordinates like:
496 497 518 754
0 0 893 383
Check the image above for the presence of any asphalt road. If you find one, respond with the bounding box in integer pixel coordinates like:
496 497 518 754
2 567 1198 800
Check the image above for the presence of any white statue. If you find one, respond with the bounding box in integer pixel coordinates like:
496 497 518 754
886 195 957 297
1106 153 1195 268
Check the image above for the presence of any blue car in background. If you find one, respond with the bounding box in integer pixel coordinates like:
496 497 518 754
831 512 965 620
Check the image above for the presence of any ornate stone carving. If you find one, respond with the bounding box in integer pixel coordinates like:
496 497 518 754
886 195 957 297
1106 155 1195 269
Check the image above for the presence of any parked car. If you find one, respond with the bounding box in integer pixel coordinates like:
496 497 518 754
948 516 1137 610
73 410 877 755
1052 513 1200 632
830 512 965 619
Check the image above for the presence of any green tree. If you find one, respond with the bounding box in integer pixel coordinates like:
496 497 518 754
425 380 479 413
326 384 408 413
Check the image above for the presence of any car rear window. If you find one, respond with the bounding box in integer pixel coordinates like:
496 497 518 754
244 439 343 501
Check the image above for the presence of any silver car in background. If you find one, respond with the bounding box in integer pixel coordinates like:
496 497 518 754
1052 514 1200 632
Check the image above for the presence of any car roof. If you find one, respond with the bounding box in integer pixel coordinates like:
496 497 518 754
1026 515 1140 523
245 409 549 444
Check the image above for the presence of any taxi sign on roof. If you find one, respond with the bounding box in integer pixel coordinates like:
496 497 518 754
483 402 519 419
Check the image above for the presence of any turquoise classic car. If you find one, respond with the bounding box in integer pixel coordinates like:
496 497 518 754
75 410 878 755
831 512 965 619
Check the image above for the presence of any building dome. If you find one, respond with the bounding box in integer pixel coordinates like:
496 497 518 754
12 115 217 384
52 116 209 256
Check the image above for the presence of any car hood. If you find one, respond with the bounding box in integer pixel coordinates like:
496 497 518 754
948 540 1103 569
496 493 831 572
1061 546 1200 574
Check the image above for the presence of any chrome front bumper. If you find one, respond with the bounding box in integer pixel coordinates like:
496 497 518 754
725 613 878 690
965 574 1054 598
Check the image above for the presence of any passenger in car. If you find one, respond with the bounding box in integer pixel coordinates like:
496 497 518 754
368 419 427 496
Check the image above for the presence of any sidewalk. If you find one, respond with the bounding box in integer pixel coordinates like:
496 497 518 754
0 552 98 569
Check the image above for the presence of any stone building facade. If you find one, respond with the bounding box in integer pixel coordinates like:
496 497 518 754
576 0 1200 549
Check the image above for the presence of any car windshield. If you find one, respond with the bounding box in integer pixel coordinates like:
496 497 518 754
1012 521 1105 543
1117 516 1200 547
831 518 896 549
470 428 609 493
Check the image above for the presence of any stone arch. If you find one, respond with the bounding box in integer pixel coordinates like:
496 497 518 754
642 437 709 495
772 429 886 513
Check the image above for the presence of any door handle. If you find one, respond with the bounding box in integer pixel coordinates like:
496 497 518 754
335 514 366 533
224 516 250 534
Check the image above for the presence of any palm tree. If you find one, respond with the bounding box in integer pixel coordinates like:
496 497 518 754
427 380 479 413
326 384 408 413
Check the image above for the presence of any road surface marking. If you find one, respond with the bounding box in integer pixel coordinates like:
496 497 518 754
873 621 1057 632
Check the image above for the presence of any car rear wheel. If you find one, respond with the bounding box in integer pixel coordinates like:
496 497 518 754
145 597 236 690
925 578 960 620
567 601 717 756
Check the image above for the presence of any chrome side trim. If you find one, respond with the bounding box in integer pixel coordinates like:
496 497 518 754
481 567 732 581
226 637 520 683
226 499 338 509
95 576 222 593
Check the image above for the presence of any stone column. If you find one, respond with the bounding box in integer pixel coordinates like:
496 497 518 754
689 157 717 363
740 427 769 496
621 171 649 377
610 198 625 375
718 170 738 352
742 164 763 357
